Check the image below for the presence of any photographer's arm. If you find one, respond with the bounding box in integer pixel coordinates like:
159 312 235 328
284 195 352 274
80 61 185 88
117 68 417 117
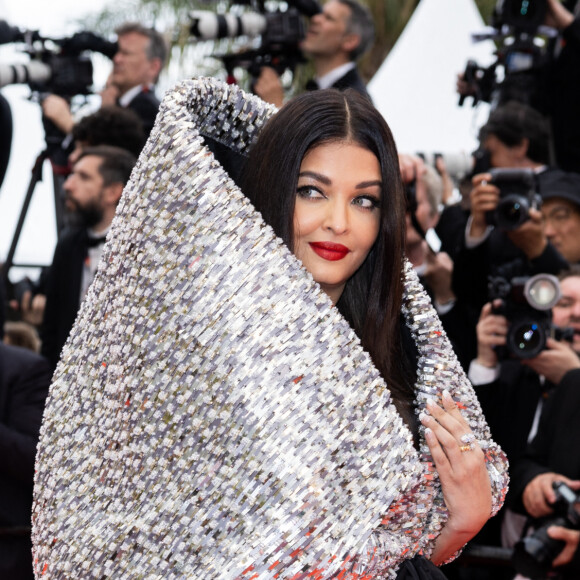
99 73 121 107
473 300 506 369
41 94 75 134
253 67 285 108
506 207 548 259
398 153 426 184
467 173 498 240
509 368 580 513
522 338 580 385
522 472 580 518
548 527 580 568
507 207 569 272
545 0 575 31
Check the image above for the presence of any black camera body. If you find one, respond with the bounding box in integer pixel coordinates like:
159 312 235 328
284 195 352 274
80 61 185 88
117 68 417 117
486 168 541 230
458 0 555 107
189 0 321 79
0 23 117 97
512 481 580 579
220 9 307 78
488 272 561 359
493 0 547 32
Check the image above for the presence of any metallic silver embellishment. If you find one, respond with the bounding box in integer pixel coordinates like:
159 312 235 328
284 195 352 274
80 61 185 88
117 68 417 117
32 77 508 579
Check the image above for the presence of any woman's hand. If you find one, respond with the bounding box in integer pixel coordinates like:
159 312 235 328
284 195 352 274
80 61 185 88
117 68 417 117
421 390 492 565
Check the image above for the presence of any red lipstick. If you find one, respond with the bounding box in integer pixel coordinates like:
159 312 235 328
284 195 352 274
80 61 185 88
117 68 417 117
309 242 350 261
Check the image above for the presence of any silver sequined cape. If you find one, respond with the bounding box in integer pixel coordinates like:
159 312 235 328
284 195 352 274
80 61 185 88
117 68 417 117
32 77 509 579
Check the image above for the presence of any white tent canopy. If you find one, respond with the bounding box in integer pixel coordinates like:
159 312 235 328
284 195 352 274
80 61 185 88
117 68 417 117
368 0 496 156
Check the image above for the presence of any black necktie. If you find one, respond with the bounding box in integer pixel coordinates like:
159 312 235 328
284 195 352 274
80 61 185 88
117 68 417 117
305 79 319 91
86 235 107 248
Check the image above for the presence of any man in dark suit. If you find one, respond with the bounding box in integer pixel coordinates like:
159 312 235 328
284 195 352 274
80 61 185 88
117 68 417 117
254 0 374 106
40 145 136 370
452 102 572 316
42 23 166 143
103 22 167 138
0 343 52 579
509 371 580 578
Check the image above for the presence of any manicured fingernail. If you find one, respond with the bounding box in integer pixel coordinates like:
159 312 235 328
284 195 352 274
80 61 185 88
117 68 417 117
443 389 452 402
419 411 430 424
424 427 434 440
426 397 437 409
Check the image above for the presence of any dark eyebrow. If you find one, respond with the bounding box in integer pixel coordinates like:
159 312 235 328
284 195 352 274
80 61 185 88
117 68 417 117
298 172 382 190
298 171 331 185
356 180 382 189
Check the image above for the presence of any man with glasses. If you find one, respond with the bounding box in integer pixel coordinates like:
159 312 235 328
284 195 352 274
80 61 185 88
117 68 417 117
451 102 572 316
540 172 580 264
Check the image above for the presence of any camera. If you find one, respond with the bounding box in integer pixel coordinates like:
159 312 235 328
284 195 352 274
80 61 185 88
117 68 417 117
493 0 547 32
189 0 321 79
458 0 556 107
512 481 580 579
488 272 561 359
0 20 117 97
414 147 493 185
486 168 541 230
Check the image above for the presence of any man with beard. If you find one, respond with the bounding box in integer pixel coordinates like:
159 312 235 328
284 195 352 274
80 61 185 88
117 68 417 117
446 268 580 580
40 146 136 370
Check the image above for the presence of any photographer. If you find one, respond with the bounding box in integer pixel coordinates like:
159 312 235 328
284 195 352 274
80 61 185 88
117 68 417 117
536 0 580 173
470 269 580 467
452 102 570 315
405 164 477 370
254 0 373 107
40 146 137 370
506 270 580 577
8 105 146 331
42 22 167 141
540 171 580 265
457 0 580 172
0 343 51 579
457 269 580 577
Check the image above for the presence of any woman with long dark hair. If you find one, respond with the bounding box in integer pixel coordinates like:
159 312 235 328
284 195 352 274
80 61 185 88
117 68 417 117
32 79 507 579
240 88 500 571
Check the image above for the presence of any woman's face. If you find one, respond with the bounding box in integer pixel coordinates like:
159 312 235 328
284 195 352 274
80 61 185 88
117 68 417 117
292 141 382 304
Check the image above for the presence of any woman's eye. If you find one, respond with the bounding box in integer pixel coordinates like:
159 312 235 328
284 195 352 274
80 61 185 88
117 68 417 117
354 196 380 210
297 186 325 199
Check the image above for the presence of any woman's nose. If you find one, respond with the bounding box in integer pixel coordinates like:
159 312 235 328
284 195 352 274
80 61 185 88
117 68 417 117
323 200 348 234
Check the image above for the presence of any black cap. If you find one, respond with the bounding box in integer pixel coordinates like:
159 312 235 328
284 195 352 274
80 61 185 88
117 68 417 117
538 169 580 209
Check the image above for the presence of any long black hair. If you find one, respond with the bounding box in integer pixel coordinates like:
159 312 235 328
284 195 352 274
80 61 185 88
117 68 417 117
240 89 415 423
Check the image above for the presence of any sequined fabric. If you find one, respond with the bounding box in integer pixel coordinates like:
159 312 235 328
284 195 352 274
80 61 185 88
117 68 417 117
32 78 508 579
